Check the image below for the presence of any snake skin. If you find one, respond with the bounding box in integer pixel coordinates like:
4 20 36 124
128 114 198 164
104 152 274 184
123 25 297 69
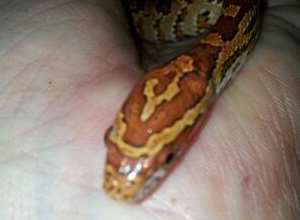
103 0 261 203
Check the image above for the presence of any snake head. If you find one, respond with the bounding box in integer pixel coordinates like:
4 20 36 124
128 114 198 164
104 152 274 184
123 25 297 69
102 55 210 203
103 125 183 203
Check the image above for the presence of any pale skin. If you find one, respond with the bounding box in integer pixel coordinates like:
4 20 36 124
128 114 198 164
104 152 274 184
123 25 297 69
0 0 299 219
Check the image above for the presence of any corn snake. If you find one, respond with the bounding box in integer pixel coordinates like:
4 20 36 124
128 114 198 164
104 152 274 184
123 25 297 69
103 0 261 203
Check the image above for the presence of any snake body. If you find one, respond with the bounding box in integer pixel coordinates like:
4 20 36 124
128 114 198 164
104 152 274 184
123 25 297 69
103 0 261 203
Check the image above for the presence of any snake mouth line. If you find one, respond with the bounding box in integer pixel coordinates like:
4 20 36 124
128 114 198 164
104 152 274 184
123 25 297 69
132 168 166 203
103 163 167 203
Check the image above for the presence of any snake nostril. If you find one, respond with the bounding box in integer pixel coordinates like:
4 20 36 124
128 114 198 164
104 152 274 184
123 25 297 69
165 152 175 164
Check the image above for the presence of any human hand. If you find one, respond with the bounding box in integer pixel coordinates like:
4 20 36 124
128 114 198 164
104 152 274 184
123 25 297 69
0 0 299 219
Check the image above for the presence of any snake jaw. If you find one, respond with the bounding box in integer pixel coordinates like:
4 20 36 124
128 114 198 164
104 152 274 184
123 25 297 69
132 168 167 203
103 127 179 202
103 158 167 203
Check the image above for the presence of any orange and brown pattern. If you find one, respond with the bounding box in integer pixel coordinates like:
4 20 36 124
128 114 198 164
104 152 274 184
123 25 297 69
103 0 261 203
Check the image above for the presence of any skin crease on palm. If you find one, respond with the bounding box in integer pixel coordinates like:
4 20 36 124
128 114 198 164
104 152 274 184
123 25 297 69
0 0 299 219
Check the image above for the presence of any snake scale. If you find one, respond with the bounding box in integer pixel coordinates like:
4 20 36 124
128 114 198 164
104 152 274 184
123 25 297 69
103 0 261 203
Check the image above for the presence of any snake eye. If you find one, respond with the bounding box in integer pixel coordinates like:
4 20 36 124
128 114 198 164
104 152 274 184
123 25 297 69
165 152 175 165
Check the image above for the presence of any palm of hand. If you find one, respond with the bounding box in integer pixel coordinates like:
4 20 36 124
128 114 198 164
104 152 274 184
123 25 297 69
0 0 299 219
